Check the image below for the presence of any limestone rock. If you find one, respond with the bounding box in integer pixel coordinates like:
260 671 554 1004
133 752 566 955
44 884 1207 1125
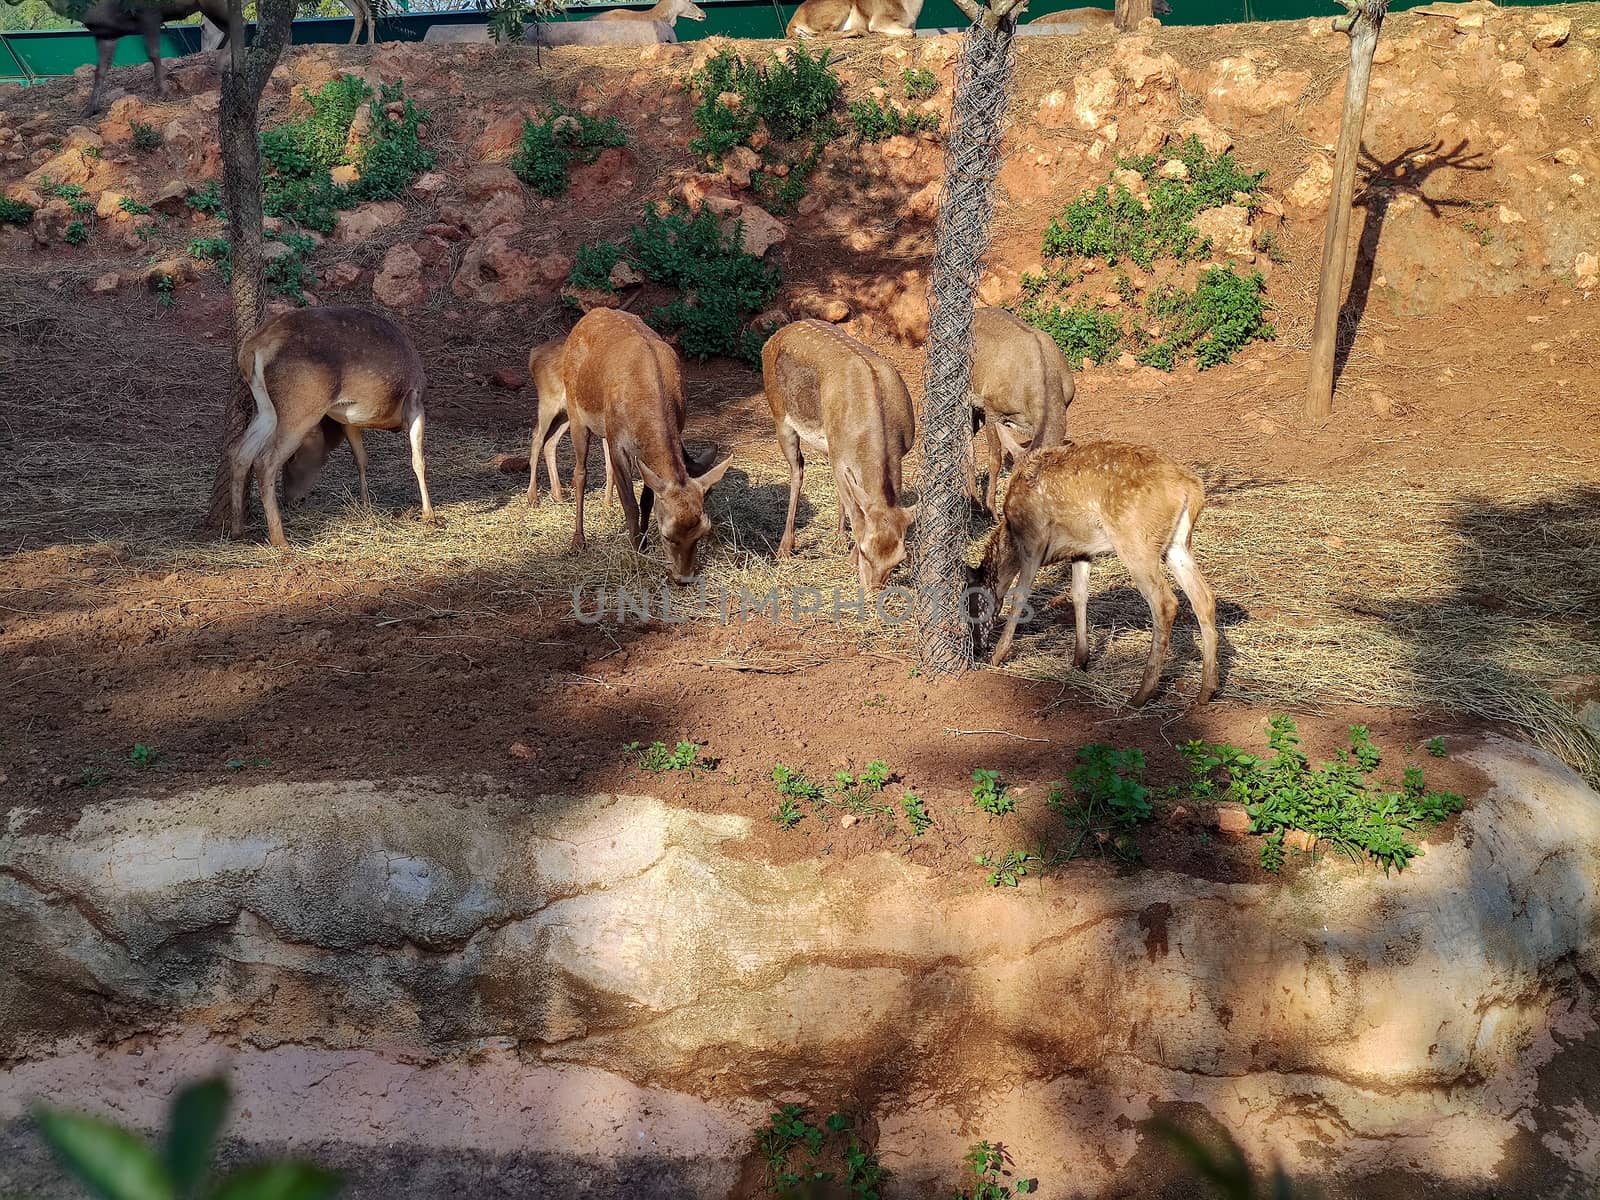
335 201 406 244
1192 204 1255 258
374 244 426 308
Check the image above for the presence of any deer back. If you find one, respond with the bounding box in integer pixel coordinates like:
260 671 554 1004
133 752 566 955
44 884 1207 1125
564 309 689 486
972 307 1073 448
240 306 424 432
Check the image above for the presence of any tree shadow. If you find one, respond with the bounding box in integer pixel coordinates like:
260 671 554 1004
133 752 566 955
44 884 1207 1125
1332 138 1490 386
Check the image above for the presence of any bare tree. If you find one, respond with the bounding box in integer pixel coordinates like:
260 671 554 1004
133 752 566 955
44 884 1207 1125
910 0 1026 676
1304 0 1388 421
202 0 297 532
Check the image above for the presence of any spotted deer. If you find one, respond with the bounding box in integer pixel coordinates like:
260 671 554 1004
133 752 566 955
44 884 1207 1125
762 320 917 593
229 307 431 548
968 307 1075 515
562 309 732 584
970 441 1218 707
526 336 614 507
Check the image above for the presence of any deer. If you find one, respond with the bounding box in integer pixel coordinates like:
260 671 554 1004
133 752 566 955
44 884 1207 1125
761 320 917 594
589 0 707 29
0 0 377 116
786 0 922 37
967 307 1075 516
228 307 431 549
968 441 1218 707
562 309 732 585
1025 6 1115 29
527 16 679 45
525 337 615 507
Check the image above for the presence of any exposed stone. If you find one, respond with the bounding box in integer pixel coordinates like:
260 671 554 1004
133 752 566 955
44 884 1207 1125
794 292 850 323
465 189 526 237
90 271 121 294
721 145 762 190
1192 204 1255 258
1574 252 1598 290
373 244 426 309
1072 68 1121 132
97 95 149 145
608 260 643 288
681 172 734 213
1204 57 1310 125
335 201 406 244
475 112 525 162
29 198 74 246
1533 17 1571 48
730 204 786 257
23 148 92 189
323 261 365 291
94 190 128 220
1285 154 1335 209
490 368 528 390
150 179 191 215
1175 113 1232 155
411 171 449 199
463 165 522 201
495 454 532 474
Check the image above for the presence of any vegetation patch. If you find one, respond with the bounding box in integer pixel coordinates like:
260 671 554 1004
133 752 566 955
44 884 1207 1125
130 119 162 152
969 767 1012 816
186 181 224 217
1046 743 1152 863
261 74 434 234
953 1141 1036 1198
567 203 780 363
1184 716 1464 873
0 195 34 225
623 738 712 775
1018 136 1275 369
687 45 840 213
510 105 626 197
755 1105 886 1199
187 231 318 303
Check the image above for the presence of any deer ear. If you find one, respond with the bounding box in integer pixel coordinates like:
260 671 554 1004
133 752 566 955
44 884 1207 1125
900 503 919 527
838 466 868 508
692 452 734 493
639 461 670 494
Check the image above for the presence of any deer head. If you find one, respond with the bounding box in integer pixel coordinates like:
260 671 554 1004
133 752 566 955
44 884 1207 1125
839 469 917 594
640 453 734 585
670 0 707 19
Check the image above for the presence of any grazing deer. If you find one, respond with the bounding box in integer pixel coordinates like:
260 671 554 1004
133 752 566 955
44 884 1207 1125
761 320 917 593
2 0 376 116
563 309 732 584
590 0 706 28
229 307 431 548
528 16 680 44
1025 6 1114 28
786 0 922 36
968 307 1074 516
970 441 1217 707
526 337 615 507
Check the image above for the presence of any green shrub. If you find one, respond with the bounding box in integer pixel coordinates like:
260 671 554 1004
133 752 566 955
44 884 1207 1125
186 181 223 217
954 1141 1036 1198
0 195 34 225
848 93 939 143
130 119 162 151
756 1106 885 1199
186 232 315 302
63 219 88 244
510 105 626 197
1137 266 1274 370
1015 296 1122 365
568 203 779 361
902 66 938 99
688 44 840 159
1184 715 1465 873
119 195 152 216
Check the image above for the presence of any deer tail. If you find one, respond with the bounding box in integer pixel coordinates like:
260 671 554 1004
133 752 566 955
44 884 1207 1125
1169 474 1207 555
236 349 280 470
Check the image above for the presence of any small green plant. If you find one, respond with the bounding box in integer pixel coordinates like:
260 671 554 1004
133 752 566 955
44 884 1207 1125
773 763 826 803
130 119 163 151
756 1106 884 1199
689 44 841 160
624 739 704 773
1256 228 1288 264
1048 743 1152 862
827 760 896 816
970 768 1012 816
902 66 939 100
1014 294 1122 366
130 743 160 767
975 848 1040 888
1186 716 1465 873
1136 266 1274 370
63 219 88 245
774 795 805 830
119 195 152 216
901 791 932 834
1423 736 1447 758
186 233 315 301
570 203 780 361
43 179 94 214
952 1141 1035 1199
186 182 223 217
848 93 939 143
510 105 627 197
79 766 108 787
0 195 35 225
153 272 177 310
188 235 231 265
33 1075 340 1200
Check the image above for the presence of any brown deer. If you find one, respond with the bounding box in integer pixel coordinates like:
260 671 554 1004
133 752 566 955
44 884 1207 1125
761 320 917 593
970 441 1217 707
589 0 706 27
229 307 431 548
968 307 1075 515
526 337 614 507
1025 6 1115 29
786 0 922 36
563 309 731 584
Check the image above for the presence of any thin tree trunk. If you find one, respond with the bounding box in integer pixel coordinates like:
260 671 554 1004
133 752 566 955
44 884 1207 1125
202 0 296 533
1113 0 1152 32
1304 0 1386 422
912 4 1020 677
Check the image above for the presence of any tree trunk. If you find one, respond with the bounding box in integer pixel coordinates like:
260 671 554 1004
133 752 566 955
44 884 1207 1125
1304 0 1386 422
1113 0 1152 32
202 0 296 534
911 10 1018 677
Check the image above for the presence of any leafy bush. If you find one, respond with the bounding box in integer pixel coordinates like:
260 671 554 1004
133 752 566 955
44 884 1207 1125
63 219 88 244
756 1106 885 1199
569 204 780 362
130 119 162 151
975 848 1041 888
32 1075 340 1200
0 195 34 225
848 93 938 143
261 75 434 233
1137 266 1274 370
1047 744 1151 863
1184 716 1465 873
970 767 1012 816
186 232 316 303
1015 295 1123 365
953 1141 1035 1199
688 45 840 159
510 105 626 197
186 181 223 217
902 66 939 100
119 195 152 216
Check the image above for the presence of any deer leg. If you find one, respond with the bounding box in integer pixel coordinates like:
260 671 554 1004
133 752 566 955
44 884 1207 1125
603 439 617 506
345 426 370 507
86 37 116 116
989 543 1046 667
1167 535 1219 705
255 440 293 549
615 458 644 553
983 422 1003 515
143 23 165 98
230 351 281 539
404 393 434 523
776 424 804 556
1124 553 1179 707
527 402 566 506
1069 559 1091 670
569 421 591 554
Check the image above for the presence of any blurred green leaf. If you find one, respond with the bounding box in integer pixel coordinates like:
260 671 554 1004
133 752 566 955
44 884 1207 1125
210 1163 342 1200
163 1078 230 1196
32 1108 174 1200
